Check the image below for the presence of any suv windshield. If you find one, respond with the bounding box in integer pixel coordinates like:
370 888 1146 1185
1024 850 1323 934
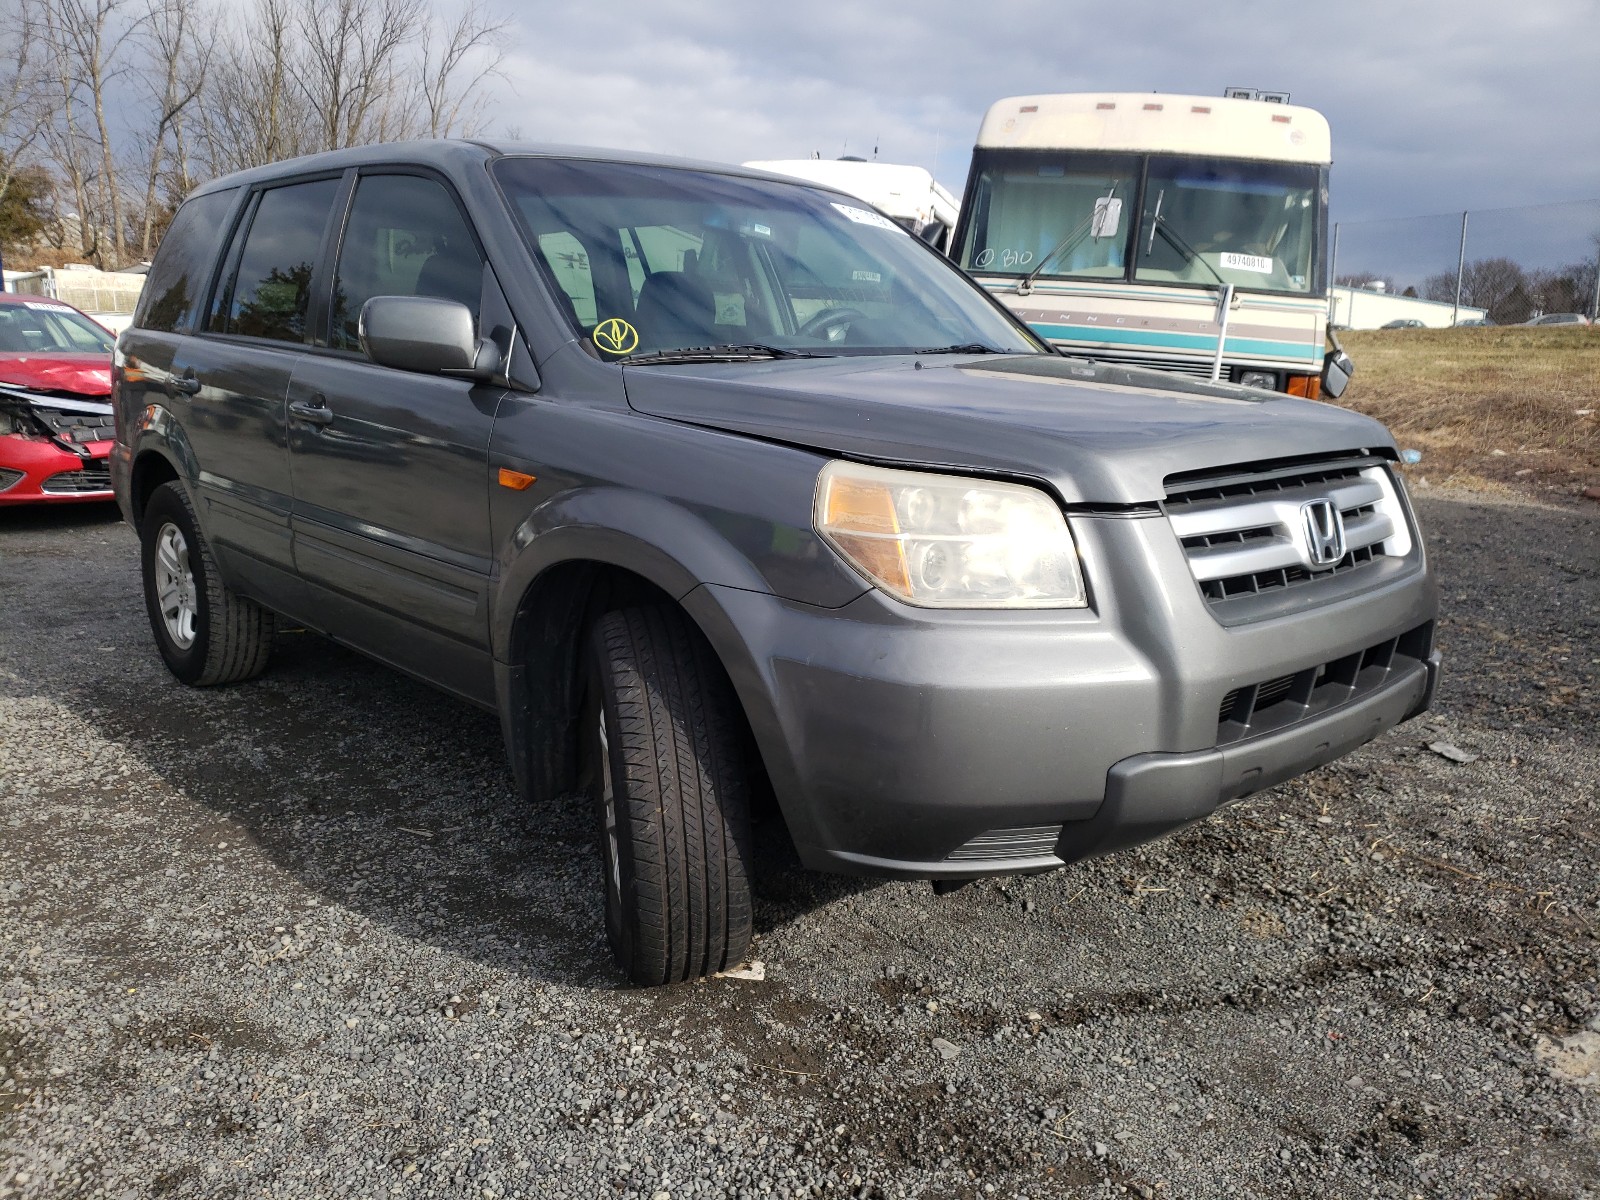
0 302 115 355
493 158 1041 359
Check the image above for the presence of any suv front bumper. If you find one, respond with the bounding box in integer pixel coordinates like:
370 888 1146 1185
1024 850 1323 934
687 513 1438 880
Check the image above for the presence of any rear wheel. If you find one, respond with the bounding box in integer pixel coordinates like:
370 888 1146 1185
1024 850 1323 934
582 605 754 985
139 481 275 685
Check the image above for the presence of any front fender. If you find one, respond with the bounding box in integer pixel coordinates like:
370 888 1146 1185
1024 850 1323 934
490 483 866 662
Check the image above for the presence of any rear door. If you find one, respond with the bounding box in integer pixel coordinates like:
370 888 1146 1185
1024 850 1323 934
169 175 343 606
285 169 501 706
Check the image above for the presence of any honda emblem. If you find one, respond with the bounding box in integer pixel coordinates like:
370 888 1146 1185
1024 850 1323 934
1302 499 1346 568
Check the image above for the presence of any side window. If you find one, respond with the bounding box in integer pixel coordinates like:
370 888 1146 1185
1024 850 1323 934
136 188 238 333
209 178 340 342
535 232 596 327
330 173 485 352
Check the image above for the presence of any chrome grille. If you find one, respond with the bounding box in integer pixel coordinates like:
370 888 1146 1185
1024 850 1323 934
946 825 1064 862
1165 457 1413 607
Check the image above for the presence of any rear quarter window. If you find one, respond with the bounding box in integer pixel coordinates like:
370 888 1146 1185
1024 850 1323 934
135 189 239 333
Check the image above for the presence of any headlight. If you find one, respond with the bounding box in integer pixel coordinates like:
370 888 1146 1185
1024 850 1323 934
814 461 1087 608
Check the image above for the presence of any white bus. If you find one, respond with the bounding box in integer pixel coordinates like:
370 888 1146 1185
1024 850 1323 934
744 158 960 253
951 93 1350 398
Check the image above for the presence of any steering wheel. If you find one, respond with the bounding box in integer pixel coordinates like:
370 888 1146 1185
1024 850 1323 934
798 306 866 342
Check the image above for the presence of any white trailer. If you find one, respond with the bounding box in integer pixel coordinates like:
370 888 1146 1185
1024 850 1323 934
743 159 960 253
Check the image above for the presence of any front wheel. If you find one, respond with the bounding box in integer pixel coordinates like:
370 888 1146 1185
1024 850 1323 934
139 481 275 686
582 605 754 985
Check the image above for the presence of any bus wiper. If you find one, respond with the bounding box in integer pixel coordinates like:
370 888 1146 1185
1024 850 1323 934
619 343 832 364
1016 181 1119 297
1146 217 1227 287
913 343 1001 355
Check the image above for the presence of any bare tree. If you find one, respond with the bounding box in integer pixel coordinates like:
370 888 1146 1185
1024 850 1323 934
191 0 315 176
1422 257 1529 320
12 0 514 267
0 0 51 211
131 0 210 256
294 0 424 151
419 0 507 138
36 0 142 266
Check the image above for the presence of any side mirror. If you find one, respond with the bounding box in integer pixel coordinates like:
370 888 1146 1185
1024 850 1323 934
1321 347 1354 400
359 296 500 381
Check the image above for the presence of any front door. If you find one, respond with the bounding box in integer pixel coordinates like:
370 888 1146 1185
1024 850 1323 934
286 171 500 706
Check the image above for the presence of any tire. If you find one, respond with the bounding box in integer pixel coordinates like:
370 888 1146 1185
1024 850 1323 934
139 480 275 686
582 605 754 985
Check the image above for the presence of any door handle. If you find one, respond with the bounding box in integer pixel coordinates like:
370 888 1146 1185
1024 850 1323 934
171 370 201 396
289 396 334 426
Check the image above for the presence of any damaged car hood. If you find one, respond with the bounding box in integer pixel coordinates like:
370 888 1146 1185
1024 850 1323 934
0 351 112 399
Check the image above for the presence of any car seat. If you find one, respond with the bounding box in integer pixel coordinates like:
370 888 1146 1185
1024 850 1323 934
414 248 483 316
634 270 719 349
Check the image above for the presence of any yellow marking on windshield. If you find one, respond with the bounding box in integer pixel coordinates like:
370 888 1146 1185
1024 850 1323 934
593 318 639 356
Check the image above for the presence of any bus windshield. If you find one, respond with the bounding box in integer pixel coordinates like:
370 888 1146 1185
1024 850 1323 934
1135 156 1320 294
957 150 1323 296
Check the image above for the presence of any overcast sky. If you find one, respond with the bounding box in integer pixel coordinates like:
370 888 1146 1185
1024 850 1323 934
487 0 1600 274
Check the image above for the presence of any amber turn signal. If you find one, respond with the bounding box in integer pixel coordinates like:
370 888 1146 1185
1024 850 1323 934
1285 374 1321 400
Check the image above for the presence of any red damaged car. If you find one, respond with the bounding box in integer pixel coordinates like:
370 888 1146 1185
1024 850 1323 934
0 291 117 504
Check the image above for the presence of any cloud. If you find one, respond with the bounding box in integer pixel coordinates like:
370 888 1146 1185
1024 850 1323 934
482 0 1600 260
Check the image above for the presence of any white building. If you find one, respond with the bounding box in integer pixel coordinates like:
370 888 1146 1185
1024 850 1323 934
1330 284 1486 329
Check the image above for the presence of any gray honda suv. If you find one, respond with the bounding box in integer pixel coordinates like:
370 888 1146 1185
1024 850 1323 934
112 141 1439 984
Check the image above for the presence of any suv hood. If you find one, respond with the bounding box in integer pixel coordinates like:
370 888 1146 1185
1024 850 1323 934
622 354 1395 505
0 352 112 399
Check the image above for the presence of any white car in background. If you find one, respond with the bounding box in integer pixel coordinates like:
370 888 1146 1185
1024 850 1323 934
1522 312 1590 327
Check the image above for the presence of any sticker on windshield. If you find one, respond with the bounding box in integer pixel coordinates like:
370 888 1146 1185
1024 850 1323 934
592 318 639 356
22 300 69 310
1220 252 1274 274
832 203 903 232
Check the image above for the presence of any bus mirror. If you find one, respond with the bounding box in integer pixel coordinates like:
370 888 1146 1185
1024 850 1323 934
1091 197 1122 239
1321 347 1354 400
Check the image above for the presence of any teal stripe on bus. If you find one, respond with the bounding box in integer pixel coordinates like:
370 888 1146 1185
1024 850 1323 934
976 280 1330 310
1027 322 1322 364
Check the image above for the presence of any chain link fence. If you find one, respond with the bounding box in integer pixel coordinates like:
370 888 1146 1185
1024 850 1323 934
1331 198 1600 327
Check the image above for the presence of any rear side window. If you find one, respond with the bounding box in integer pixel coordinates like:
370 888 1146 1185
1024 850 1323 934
329 173 483 352
209 178 341 342
136 188 238 333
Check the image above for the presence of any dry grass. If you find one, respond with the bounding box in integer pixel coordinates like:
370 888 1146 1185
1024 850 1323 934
1337 326 1600 499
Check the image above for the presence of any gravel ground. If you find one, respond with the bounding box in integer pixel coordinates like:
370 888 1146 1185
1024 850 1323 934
1 489 1596 1200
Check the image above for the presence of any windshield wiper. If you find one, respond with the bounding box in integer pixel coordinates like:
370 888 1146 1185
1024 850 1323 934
619 343 832 365
1146 217 1227 287
1016 181 1119 296
912 343 1002 355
